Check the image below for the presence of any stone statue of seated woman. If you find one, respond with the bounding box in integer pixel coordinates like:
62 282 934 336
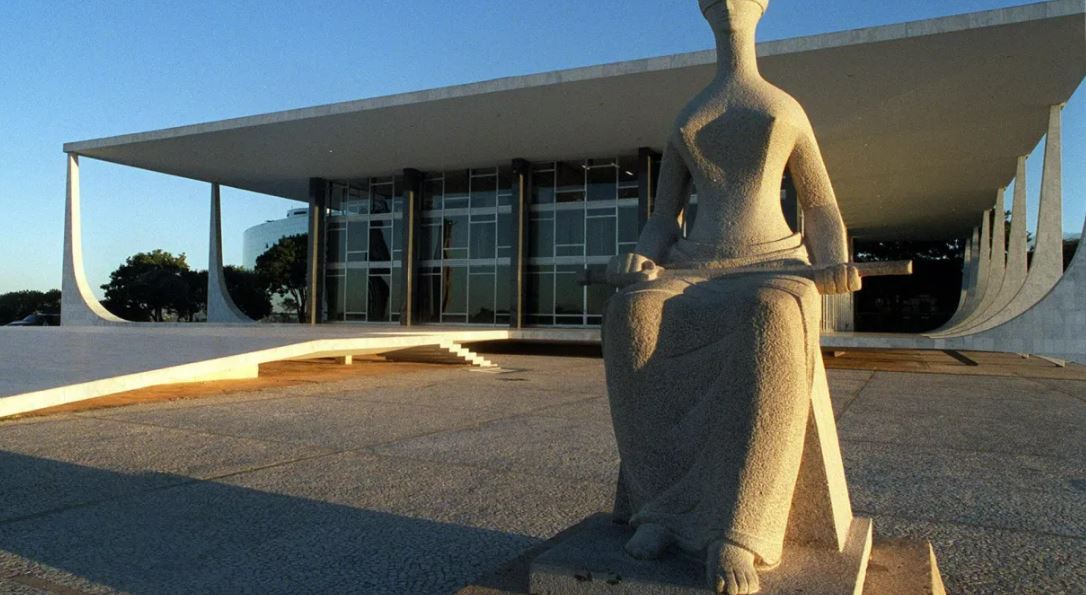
602 1 863 593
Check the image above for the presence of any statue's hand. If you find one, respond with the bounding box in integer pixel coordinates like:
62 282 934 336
607 253 662 287
813 263 862 295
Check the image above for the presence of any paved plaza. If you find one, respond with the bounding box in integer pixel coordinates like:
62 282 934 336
0 350 1084 594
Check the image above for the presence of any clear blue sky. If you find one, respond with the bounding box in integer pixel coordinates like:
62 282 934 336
0 0 1082 294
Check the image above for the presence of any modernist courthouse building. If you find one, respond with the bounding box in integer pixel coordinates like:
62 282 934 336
60 2 1086 359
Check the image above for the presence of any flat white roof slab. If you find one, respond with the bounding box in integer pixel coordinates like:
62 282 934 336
65 1 1086 240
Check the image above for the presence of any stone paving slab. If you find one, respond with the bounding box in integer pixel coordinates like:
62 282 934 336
93 394 510 450
0 351 1083 594
844 441 1086 538
371 415 620 484
0 416 321 523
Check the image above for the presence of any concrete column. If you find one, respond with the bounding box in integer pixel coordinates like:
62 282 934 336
399 169 424 326
966 156 1031 333
510 158 531 328
636 147 660 232
950 236 974 321
60 153 124 326
305 178 328 325
932 216 991 336
971 104 1065 330
955 189 1007 332
206 183 253 324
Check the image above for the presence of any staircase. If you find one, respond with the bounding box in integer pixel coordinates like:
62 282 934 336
382 341 497 368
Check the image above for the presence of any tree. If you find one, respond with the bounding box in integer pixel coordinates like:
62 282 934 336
0 289 60 324
224 266 272 320
101 250 193 322
255 234 309 323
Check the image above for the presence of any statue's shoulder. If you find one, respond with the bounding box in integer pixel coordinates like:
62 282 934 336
758 83 811 130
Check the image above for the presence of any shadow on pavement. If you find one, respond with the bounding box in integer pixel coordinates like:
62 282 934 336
0 451 535 594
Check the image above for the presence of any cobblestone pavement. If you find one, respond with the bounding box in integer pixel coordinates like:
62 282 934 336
1 352 1083 594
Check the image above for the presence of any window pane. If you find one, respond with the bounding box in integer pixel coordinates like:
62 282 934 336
532 170 554 204
443 215 469 259
326 275 344 321
442 265 467 315
371 183 393 214
422 178 443 211
468 269 496 324
347 221 368 255
530 212 553 257
369 221 392 261
368 274 391 321
496 265 511 315
417 270 441 323
588 166 617 201
470 221 496 259
497 212 513 249
390 267 402 318
555 265 583 315
327 225 346 263
470 175 497 209
587 216 617 257
346 272 367 314
586 264 613 317
528 266 553 316
555 209 584 247
420 222 441 261
349 186 368 215
619 205 639 244
445 170 469 208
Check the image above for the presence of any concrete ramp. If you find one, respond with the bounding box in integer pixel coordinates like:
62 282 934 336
0 325 509 419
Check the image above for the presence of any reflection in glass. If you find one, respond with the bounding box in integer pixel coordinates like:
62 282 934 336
443 215 469 259
469 266 496 324
368 273 391 321
346 273 367 314
442 265 467 317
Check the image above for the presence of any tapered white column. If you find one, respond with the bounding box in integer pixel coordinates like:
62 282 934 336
60 153 124 326
936 227 980 331
954 189 1008 332
973 104 1064 330
966 156 1031 333
933 212 992 335
206 183 254 323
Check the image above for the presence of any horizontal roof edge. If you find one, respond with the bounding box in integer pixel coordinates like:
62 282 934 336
63 0 1083 155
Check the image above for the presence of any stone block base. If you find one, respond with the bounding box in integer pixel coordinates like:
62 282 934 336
528 514 873 594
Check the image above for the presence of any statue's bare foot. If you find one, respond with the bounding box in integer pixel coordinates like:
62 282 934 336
707 540 760 594
624 523 672 560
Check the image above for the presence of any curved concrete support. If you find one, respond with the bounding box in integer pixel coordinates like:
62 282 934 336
60 154 125 326
951 189 1008 333
934 227 980 332
931 210 992 336
959 105 1065 333
963 156 1031 333
206 183 254 324
946 213 1085 363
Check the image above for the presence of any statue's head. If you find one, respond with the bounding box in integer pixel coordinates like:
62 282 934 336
699 0 767 32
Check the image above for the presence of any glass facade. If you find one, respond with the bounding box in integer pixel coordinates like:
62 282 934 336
322 152 799 328
325 177 405 322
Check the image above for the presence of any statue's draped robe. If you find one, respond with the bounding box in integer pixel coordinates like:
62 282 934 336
603 232 821 568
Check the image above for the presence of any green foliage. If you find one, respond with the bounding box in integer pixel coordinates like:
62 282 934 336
100 249 196 322
255 234 309 323
0 289 61 324
224 266 272 320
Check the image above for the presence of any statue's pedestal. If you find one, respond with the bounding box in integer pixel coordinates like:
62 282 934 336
528 514 871 594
